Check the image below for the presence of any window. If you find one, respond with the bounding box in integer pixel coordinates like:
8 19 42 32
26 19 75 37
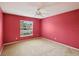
20 20 33 37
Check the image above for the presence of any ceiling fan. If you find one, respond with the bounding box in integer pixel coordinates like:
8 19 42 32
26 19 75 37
34 2 53 17
34 3 45 17
35 7 44 17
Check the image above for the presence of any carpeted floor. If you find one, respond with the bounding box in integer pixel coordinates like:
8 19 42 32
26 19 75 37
1 37 79 56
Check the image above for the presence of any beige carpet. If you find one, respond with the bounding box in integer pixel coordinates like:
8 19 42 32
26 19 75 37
1 37 79 56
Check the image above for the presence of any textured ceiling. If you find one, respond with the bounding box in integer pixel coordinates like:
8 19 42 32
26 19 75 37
0 2 79 18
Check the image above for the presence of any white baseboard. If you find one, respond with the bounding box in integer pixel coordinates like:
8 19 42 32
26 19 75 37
44 38 79 51
3 37 39 46
3 40 21 46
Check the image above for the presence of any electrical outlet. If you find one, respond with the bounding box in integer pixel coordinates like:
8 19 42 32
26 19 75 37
54 37 56 40
16 38 18 40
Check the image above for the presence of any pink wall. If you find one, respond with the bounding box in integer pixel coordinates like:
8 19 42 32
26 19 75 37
41 9 79 48
0 8 3 52
3 13 41 43
3 9 79 49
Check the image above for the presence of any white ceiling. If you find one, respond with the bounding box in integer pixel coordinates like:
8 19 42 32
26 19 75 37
0 2 79 18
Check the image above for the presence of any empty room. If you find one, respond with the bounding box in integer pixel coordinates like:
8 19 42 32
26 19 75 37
0 2 79 56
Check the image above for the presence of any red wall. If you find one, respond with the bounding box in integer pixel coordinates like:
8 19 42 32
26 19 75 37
3 13 41 43
41 9 79 48
0 8 3 52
